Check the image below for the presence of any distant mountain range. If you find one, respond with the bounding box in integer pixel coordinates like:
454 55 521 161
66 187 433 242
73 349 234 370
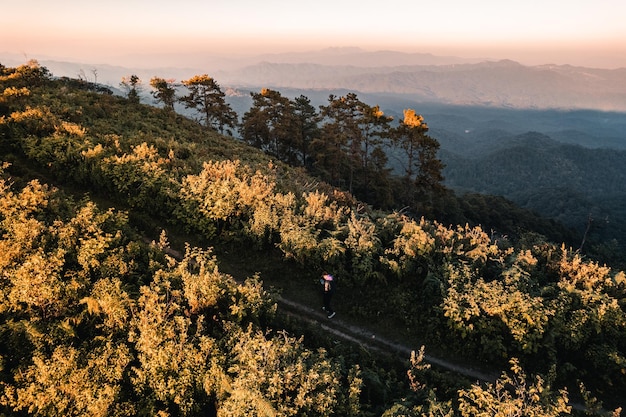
215 59 626 111
3 48 626 111
241 47 481 67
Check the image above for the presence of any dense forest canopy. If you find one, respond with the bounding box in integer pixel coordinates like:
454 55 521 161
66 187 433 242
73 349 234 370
439 130 626 267
0 60 624 415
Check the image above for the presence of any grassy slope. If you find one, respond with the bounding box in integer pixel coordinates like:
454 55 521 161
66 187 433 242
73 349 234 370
4 75 490 377
6 71 625 411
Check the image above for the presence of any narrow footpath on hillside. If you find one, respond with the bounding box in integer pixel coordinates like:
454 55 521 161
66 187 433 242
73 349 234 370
38 165 499 386
277 297 498 383
156 239 500 385
155 237 596 413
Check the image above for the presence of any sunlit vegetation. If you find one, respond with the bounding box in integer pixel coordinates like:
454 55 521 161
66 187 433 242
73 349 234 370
0 60 624 415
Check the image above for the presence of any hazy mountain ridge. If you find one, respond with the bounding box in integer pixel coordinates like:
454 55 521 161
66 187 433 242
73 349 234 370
416 104 626 152
248 47 481 67
217 60 626 111
0 47 478 86
4 48 626 111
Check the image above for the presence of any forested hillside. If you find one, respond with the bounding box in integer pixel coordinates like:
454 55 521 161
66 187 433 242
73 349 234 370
1 61 624 416
442 131 626 268
224 89 626 267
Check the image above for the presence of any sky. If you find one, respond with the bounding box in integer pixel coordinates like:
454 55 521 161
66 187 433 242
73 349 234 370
2 0 626 68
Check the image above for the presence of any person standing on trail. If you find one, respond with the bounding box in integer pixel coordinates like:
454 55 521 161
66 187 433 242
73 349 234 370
321 272 336 319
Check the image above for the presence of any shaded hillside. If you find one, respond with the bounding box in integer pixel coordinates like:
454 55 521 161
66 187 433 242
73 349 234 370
442 132 626 262
423 106 626 152
443 131 626 204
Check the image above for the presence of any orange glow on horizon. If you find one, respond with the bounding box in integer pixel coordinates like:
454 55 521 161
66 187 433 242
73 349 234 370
2 0 626 68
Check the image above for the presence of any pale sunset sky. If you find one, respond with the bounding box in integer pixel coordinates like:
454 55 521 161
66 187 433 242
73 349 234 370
2 0 626 68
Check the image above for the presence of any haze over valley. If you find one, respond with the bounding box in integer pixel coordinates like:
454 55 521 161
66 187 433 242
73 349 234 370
4 47 626 112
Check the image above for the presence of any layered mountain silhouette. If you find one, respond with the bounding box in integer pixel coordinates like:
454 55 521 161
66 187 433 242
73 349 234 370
214 59 626 111
3 48 625 111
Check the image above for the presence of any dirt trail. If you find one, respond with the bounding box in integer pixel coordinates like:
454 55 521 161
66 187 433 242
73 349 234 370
277 297 498 383
155 240 499 384
146 236 603 414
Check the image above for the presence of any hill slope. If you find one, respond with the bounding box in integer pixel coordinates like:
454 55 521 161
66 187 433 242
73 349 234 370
442 131 626 258
1 61 625 414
